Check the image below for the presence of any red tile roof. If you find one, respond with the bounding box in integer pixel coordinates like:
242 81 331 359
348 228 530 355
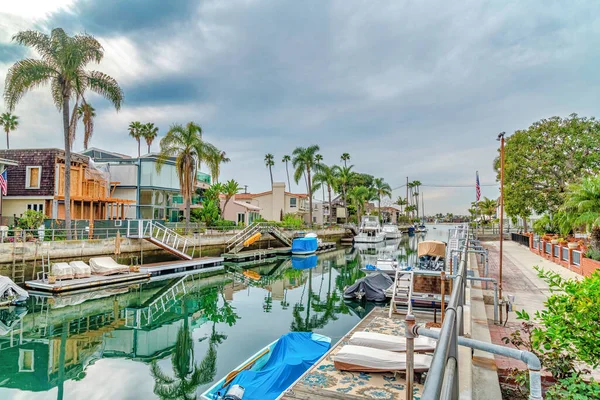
234 191 308 199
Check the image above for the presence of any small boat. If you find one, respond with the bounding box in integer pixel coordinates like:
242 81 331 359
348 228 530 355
417 240 447 271
417 224 428 233
244 232 262 247
407 226 415 236
361 247 400 276
353 216 387 243
291 234 318 255
343 273 393 302
201 332 331 400
0 276 29 307
382 224 402 240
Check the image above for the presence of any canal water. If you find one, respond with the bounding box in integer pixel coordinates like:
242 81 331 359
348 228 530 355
0 226 450 399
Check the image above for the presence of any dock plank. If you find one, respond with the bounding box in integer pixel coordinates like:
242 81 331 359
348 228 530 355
25 272 150 293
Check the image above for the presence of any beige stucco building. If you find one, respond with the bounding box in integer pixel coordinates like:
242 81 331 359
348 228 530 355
233 182 310 223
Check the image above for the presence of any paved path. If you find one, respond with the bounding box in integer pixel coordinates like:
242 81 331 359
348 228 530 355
479 241 581 372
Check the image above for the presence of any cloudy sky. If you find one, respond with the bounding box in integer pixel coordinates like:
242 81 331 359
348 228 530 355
1 0 600 214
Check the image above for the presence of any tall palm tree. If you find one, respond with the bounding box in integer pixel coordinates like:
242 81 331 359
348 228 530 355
333 165 354 223
282 155 291 190
348 186 370 223
479 197 497 223
411 180 422 218
264 153 274 187
221 179 241 217
143 122 159 154
373 177 392 222
207 150 230 184
76 103 95 150
129 121 143 157
156 122 215 230
340 153 350 167
395 197 408 214
4 28 123 239
0 112 19 150
312 164 338 224
315 154 325 202
292 145 320 226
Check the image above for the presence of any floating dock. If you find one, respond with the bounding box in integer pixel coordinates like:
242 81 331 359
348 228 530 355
281 307 436 399
140 257 224 277
222 242 337 262
25 272 150 293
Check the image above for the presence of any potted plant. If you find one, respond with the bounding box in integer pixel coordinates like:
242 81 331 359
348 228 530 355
551 235 559 245
558 238 568 246
47 273 56 284
568 241 579 249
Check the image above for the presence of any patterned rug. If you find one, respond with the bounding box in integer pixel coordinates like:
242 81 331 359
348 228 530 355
299 316 426 399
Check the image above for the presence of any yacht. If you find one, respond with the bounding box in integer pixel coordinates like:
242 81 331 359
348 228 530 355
353 216 387 243
382 224 402 239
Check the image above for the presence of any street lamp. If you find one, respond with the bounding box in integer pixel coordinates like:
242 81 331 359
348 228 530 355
497 132 505 300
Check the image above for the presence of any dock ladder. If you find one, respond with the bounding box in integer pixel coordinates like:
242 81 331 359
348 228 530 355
388 268 415 318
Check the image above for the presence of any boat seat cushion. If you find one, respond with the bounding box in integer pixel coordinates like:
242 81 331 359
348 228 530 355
69 261 92 278
348 331 437 352
89 257 129 275
51 262 74 280
334 345 432 372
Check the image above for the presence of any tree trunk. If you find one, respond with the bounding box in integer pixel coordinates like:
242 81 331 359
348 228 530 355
5 128 9 150
591 226 600 252
269 167 273 187
307 167 313 227
62 95 72 240
343 188 348 223
185 197 191 234
147 143 151 154
378 196 381 223
285 162 291 190
328 184 333 224
138 140 141 158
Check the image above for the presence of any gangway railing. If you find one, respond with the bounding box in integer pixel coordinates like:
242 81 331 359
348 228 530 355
126 220 193 260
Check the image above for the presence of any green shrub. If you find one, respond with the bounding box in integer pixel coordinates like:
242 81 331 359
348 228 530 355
213 219 236 228
17 210 46 230
546 376 600 400
585 248 600 261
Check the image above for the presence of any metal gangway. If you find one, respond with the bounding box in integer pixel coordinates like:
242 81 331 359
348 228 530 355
126 220 194 260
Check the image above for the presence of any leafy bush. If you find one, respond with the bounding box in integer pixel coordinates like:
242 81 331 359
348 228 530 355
279 213 304 229
213 219 236 228
17 210 46 230
546 376 600 400
585 248 600 261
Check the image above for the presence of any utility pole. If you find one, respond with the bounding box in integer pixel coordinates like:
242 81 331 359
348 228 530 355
406 176 409 218
497 132 506 300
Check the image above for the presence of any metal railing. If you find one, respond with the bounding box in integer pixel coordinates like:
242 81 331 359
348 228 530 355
404 228 543 400
511 232 530 247
126 220 193 260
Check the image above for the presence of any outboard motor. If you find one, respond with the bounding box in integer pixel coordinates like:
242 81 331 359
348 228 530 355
223 385 245 400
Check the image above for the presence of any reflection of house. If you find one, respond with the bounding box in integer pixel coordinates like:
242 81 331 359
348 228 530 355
235 182 309 223
84 148 212 221
0 149 134 222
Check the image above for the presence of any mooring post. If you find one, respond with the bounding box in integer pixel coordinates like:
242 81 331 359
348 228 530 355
405 314 416 400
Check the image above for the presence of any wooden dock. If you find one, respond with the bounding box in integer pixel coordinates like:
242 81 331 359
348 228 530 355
222 242 337 262
25 272 150 293
282 307 436 400
140 257 224 277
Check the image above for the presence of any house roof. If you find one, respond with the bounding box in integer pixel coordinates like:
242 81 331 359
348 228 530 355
232 200 261 211
235 190 308 199
234 193 254 200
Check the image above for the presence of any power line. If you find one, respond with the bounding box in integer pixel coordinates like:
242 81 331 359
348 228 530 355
392 183 498 190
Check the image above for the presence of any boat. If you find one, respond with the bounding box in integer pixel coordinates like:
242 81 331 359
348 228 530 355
382 224 402 239
407 226 415 236
343 273 393 302
417 240 447 271
417 224 428 233
0 276 28 307
291 254 318 270
291 234 318 255
361 247 401 276
353 216 386 243
201 332 331 400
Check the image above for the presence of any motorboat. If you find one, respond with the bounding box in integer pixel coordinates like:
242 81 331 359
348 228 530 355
291 233 318 255
353 216 386 243
0 276 29 307
361 247 401 276
201 332 331 400
417 240 447 271
382 224 402 239
417 224 428 233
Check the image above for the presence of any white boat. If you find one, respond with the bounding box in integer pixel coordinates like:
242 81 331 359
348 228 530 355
361 248 401 276
0 276 29 307
382 224 402 239
353 216 387 243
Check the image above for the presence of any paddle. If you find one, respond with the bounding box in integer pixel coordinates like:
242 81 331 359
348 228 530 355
223 348 270 387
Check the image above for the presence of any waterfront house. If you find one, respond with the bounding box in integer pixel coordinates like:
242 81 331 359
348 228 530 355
234 182 309 223
220 196 262 225
84 148 212 221
0 149 134 223
329 194 348 223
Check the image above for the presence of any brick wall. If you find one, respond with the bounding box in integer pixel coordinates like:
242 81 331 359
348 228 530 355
413 275 451 294
0 149 58 197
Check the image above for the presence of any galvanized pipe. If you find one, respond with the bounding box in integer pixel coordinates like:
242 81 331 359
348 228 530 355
413 327 543 400
439 357 458 400
405 314 416 400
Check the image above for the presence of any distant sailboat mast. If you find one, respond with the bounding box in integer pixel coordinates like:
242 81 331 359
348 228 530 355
421 188 425 224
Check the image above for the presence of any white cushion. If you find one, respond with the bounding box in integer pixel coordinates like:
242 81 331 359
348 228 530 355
334 345 432 371
349 331 437 352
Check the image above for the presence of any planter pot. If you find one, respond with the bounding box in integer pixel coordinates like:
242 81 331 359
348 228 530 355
581 256 600 277
129 265 140 273
551 239 559 244
568 242 579 250
48 276 56 284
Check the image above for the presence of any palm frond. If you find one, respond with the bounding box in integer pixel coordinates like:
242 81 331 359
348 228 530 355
86 71 124 110
150 361 176 384
73 33 104 64
4 59 57 110
12 30 53 60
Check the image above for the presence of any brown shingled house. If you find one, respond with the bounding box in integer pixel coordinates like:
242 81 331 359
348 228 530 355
0 149 134 224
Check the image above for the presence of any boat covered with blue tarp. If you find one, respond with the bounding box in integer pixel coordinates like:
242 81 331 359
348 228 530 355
291 237 318 255
201 332 331 400
291 255 318 270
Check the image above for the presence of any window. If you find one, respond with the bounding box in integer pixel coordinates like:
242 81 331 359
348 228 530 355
19 349 34 372
27 203 44 213
26 166 41 189
289 198 297 208
237 213 246 224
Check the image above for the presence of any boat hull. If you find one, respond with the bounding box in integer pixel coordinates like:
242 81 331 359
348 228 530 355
353 233 387 243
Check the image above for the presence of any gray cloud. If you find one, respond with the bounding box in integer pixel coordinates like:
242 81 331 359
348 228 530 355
2 0 600 213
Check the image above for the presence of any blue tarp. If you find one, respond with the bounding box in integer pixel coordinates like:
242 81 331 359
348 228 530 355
229 332 330 400
292 255 318 270
291 237 318 253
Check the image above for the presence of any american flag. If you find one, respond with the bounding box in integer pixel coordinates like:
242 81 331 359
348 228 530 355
475 171 481 203
0 170 7 196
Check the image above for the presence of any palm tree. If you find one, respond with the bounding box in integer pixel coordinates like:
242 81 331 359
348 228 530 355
479 197 497 223
0 112 19 150
292 145 320 226
315 154 324 202
143 122 159 154
373 178 392 222
348 186 370 223
340 153 350 167
282 155 291 190
75 103 95 150
395 197 408 214
128 121 143 157
313 164 338 224
264 153 274 187
207 150 230 184
410 180 422 218
4 28 123 239
333 165 354 223
221 179 241 217
562 175 600 251
157 122 215 230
